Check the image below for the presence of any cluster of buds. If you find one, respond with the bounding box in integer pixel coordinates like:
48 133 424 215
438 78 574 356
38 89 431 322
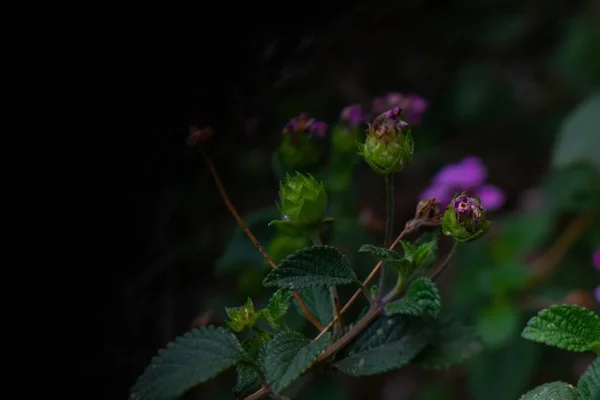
278 113 327 172
441 192 491 242
269 172 331 235
357 107 414 175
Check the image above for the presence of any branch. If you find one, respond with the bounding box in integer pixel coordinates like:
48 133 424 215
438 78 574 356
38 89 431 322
197 142 323 331
314 221 417 340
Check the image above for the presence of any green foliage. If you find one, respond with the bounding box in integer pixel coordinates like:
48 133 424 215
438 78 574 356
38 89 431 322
333 315 435 376
577 358 600 400
130 326 244 400
234 333 271 398
359 244 402 265
477 301 520 348
225 297 258 333
553 93 600 172
415 317 483 370
263 245 357 289
260 289 293 329
294 286 333 327
263 331 331 394
385 277 441 318
521 304 600 352
519 382 579 400
468 334 540 400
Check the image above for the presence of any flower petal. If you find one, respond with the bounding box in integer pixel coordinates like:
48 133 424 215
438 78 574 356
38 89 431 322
474 184 506 211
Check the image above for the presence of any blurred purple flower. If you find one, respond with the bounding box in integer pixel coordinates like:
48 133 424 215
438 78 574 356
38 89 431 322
283 112 327 137
419 156 506 211
593 249 600 270
595 286 600 303
340 104 366 126
372 92 429 125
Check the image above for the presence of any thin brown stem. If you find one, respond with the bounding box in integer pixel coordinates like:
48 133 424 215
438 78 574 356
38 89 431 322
314 223 416 341
523 213 595 292
200 147 323 331
242 385 271 400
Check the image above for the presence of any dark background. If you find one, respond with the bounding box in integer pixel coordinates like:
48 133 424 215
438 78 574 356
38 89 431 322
80 1 599 399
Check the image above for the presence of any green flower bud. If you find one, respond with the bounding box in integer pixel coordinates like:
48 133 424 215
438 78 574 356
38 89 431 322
276 113 327 172
441 192 491 242
357 107 414 175
267 233 311 265
225 297 258 332
332 123 361 154
269 172 330 234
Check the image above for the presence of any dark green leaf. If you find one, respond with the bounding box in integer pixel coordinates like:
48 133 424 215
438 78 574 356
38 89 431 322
414 241 438 267
385 277 441 318
264 331 331 393
519 382 578 400
553 93 600 172
415 317 483 370
260 289 292 329
333 315 435 376
263 245 357 289
359 244 402 265
521 304 600 352
294 286 333 327
234 333 271 398
130 326 244 400
577 358 600 400
468 333 540 400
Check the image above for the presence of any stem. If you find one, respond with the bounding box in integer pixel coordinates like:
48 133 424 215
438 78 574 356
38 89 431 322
200 147 323 331
430 241 460 281
309 231 344 334
243 385 271 400
356 280 372 302
315 306 383 364
382 273 404 304
314 223 416 341
377 173 395 298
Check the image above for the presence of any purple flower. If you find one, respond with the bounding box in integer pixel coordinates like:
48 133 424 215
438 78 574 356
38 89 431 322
283 112 327 137
340 104 366 126
595 286 600 303
593 249 600 271
419 156 505 211
372 93 429 125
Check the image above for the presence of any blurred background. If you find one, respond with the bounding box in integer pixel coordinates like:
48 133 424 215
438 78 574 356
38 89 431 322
82 1 599 399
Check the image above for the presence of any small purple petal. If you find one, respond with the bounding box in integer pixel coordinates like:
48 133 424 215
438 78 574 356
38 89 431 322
310 121 327 137
593 249 600 270
340 104 365 126
372 96 388 114
474 184 506 211
433 156 488 188
595 286 600 303
419 184 453 207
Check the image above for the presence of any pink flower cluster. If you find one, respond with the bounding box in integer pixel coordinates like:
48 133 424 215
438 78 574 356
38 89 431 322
339 92 430 128
420 156 505 211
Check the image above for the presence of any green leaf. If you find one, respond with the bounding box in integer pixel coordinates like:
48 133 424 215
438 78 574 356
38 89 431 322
359 244 403 265
468 333 540 400
519 382 579 400
263 331 331 393
130 326 244 400
225 297 258 333
521 304 600 352
234 333 271 398
294 286 333 327
333 315 435 376
553 93 600 173
385 277 441 318
263 245 357 289
413 241 437 267
415 317 483 370
259 289 292 329
578 358 600 400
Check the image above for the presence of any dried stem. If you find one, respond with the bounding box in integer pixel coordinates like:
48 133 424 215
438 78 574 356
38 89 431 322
200 147 323 331
522 212 596 293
